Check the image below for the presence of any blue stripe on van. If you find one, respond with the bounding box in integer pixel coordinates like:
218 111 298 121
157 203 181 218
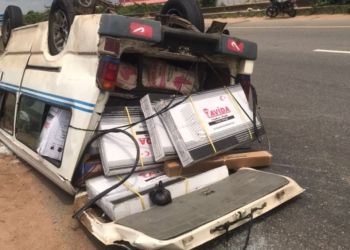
0 82 95 108
20 86 95 107
0 81 95 114
0 82 19 90
23 92 94 113
0 85 18 93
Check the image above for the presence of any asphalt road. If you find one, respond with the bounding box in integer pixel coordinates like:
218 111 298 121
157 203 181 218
197 15 350 250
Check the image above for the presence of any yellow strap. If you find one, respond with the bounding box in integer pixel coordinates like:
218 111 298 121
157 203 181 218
224 86 253 140
116 175 146 210
178 176 189 194
125 106 144 167
188 96 217 153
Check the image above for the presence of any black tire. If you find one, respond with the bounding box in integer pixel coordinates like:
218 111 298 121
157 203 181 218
266 6 278 18
288 9 297 17
160 0 204 32
48 0 76 56
76 0 96 8
1 5 23 47
73 0 97 14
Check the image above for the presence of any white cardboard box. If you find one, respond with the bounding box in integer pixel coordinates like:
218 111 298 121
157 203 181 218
99 106 162 176
154 85 265 167
86 168 175 201
88 166 229 221
140 94 177 162
37 106 71 161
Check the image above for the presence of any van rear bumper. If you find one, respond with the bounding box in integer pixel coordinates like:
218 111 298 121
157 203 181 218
98 14 258 60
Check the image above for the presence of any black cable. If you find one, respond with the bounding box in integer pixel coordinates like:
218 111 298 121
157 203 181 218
242 211 255 250
210 203 266 250
72 128 140 219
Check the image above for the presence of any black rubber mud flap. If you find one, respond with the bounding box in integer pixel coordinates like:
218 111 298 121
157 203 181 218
48 0 76 55
160 0 205 32
116 169 289 240
1 5 23 47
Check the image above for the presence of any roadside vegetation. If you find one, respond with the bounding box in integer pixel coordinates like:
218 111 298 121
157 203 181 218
23 8 49 25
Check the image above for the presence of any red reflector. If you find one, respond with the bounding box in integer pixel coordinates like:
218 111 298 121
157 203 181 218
130 22 153 38
104 37 120 55
227 39 244 53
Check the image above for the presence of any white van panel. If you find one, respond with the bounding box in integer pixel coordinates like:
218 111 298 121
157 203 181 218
0 14 109 192
20 56 102 181
0 132 76 194
5 24 38 53
0 54 30 87
29 15 101 68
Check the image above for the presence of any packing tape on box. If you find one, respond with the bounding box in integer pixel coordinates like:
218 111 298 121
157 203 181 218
189 96 217 153
224 86 253 139
125 106 144 167
116 175 146 210
177 176 189 194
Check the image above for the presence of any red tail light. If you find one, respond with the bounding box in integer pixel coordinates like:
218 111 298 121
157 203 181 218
97 56 120 91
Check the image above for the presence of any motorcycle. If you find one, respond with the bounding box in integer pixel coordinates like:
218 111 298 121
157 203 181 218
266 0 297 18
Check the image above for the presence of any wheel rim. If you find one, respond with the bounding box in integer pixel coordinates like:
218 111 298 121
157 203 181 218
267 8 275 17
4 18 10 42
52 9 69 53
79 0 93 7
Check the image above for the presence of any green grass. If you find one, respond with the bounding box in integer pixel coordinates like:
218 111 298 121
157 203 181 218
23 9 50 25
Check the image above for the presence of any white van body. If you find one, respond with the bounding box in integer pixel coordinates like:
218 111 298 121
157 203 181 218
0 13 304 250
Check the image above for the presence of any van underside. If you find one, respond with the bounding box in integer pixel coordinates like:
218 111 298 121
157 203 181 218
74 168 304 249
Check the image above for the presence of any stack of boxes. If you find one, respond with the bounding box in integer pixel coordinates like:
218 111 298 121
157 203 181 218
82 84 272 221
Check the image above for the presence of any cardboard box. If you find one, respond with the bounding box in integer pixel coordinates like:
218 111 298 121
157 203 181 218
37 106 71 161
86 168 175 202
141 57 199 95
92 166 229 221
140 94 177 162
164 151 272 177
154 85 266 167
72 154 104 186
98 106 162 176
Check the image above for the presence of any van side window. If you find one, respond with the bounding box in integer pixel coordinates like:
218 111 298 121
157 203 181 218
16 95 72 167
0 90 16 134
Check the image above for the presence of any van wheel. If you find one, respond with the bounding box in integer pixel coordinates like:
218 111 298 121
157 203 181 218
160 0 205 32
73 0 97 14
48 0 76 55
1 5 23 47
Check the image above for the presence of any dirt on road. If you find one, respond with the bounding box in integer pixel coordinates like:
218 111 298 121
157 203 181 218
0 143 112 250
